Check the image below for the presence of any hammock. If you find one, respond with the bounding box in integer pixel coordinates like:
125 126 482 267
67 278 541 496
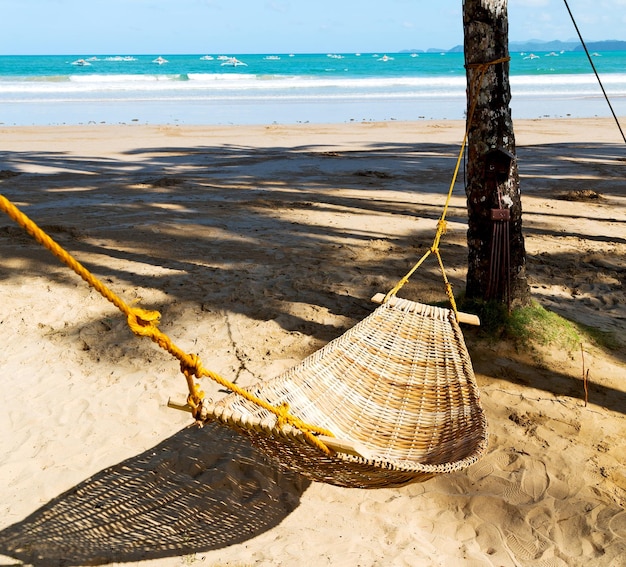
197 296 486 488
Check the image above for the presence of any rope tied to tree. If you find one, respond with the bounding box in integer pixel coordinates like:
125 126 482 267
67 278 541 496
562 0 626 144
384 56 510 317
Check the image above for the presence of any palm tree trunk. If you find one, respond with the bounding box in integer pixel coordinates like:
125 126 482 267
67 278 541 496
463 0 530 307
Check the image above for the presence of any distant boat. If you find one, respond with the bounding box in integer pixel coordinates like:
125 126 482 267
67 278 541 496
105 55 136 61
523 53 540 60
264 55 280 60
220 57 247 67
71 59 90 66
410 53 419 58
378 54 394 61
152 56 168 65
200 55 214 60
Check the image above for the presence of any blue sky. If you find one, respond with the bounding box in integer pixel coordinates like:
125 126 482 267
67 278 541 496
1 0 625 55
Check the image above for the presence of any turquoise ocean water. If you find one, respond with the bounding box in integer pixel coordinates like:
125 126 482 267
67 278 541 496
0 51 624 125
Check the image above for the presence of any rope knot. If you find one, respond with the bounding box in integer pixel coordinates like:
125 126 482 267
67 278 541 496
127 307 161 337
431 219 448 252
181 354 205 412
437 219 448 235
276 402 292 428
181 353 202 379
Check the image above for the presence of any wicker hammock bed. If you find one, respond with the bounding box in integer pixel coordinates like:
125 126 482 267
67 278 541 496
197 296 488 489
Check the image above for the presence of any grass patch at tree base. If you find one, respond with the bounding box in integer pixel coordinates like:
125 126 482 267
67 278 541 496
459 298 620 356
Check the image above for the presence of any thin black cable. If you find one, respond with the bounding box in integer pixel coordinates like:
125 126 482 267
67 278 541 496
563 0 626 143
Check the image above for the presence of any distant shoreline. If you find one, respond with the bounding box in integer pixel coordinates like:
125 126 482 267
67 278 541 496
0 117 623 148
1 51 624 126
406 39 626 54
3 42 626 56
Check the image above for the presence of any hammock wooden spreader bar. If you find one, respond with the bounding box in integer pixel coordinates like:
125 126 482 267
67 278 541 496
371 293 480 326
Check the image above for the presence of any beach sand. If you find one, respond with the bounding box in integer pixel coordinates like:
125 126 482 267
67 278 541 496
0 118 624 566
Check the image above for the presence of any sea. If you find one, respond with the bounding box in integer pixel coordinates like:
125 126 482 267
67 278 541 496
0 51 625 126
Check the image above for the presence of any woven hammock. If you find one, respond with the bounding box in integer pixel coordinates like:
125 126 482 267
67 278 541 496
197 296 487 489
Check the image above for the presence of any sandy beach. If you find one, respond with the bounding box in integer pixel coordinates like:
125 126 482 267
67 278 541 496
0 118 624 566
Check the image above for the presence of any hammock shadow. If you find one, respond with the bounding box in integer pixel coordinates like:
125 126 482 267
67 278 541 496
0 421 310 566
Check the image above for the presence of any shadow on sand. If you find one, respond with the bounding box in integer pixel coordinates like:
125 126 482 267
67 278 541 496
0 421 310 566
0 139 624 564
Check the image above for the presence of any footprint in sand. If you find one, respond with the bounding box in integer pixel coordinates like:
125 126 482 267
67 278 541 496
608 510 626 538
466 449 512 483
520 459 550 502
505 530 551 562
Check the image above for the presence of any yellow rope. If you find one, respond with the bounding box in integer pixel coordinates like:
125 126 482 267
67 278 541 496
0 193 334 455
384 56 510 316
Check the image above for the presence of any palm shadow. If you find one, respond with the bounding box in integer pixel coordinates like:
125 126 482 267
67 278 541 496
0 137 624 567
465 332 626 416
0 421 310 566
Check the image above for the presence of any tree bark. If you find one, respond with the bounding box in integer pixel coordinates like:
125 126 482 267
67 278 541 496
463 0 530 307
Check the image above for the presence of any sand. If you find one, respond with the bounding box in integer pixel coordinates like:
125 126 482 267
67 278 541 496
0 118 624 567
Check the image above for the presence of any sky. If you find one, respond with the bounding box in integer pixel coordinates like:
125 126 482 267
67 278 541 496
1 0 625 55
